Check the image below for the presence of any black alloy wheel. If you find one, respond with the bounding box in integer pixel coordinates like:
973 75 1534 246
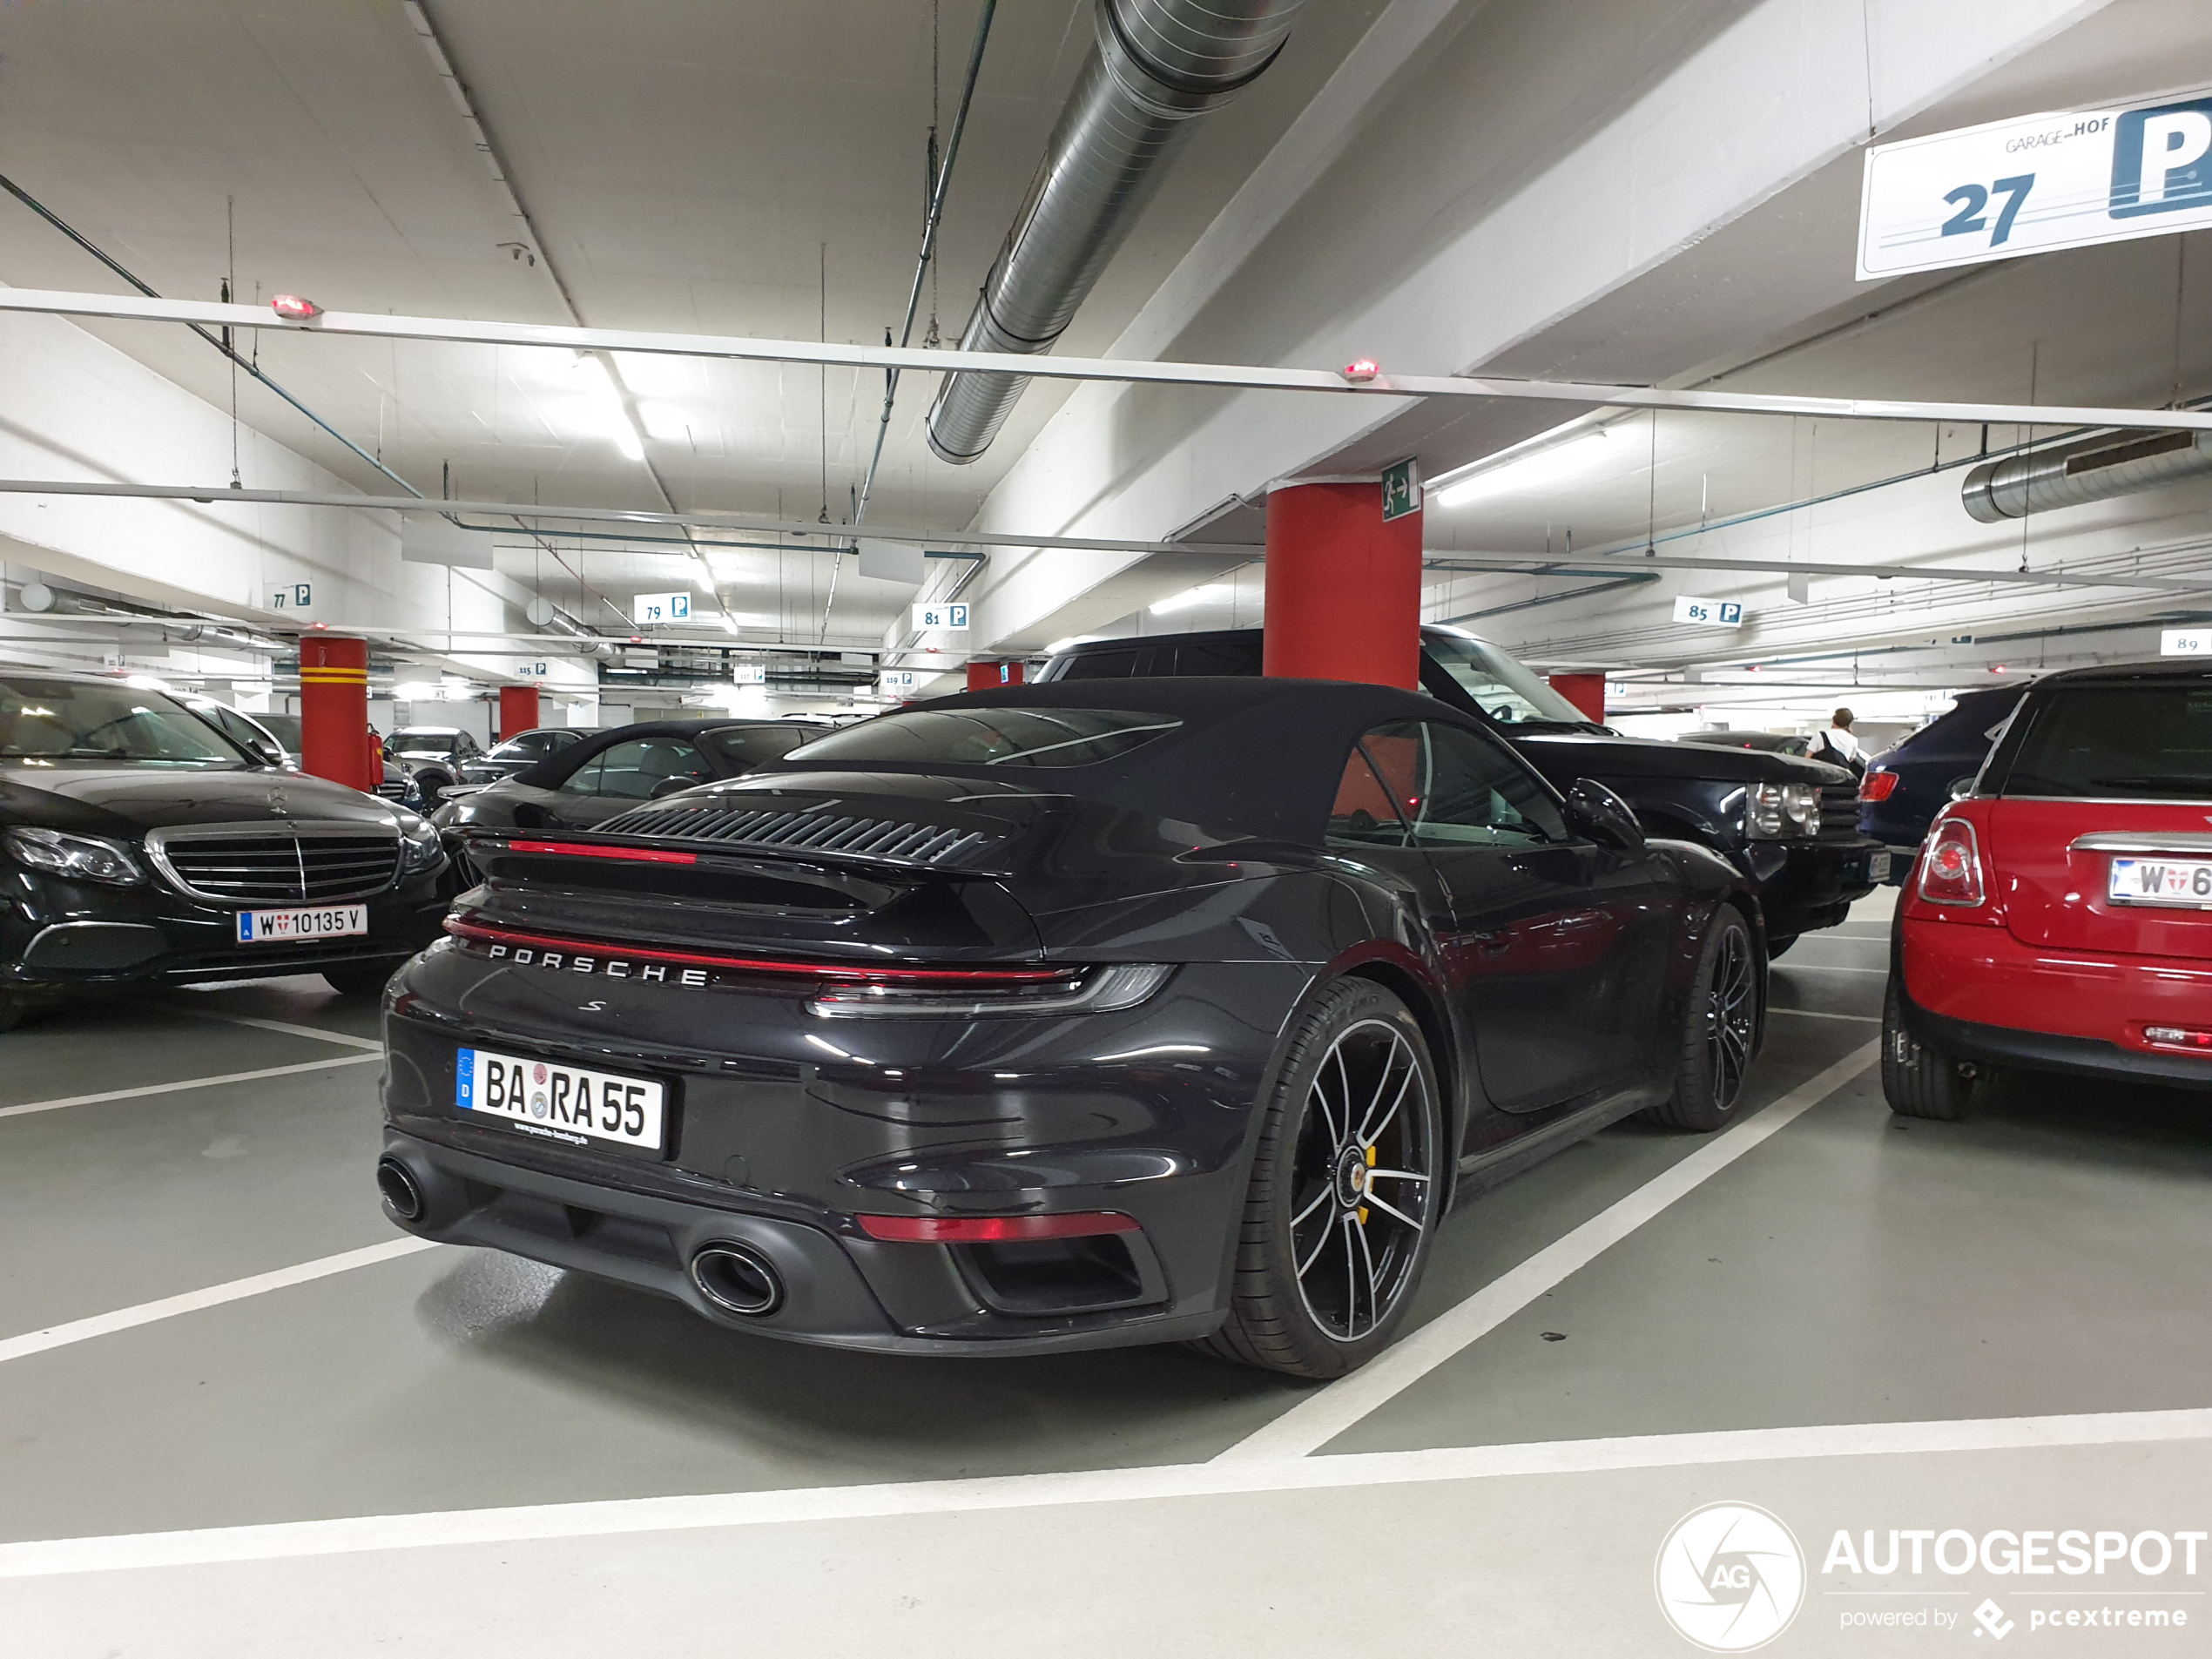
1645 907 1757 1131
1198 979 1443 1378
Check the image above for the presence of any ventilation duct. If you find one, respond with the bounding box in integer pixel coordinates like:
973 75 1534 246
925 0 1309 465
1961 428 2212 523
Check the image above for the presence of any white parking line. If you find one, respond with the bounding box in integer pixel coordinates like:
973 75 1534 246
2 1400 2202 1578
0 1238 442 1367
1770 1008 1880 1023
0 1052 382 1121
1777 962 1888 975
183 1009 385 1051
1214 1042 1881 1461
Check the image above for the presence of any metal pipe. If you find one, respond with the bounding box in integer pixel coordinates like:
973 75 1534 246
856 0 996 522
13 284 2212 435
1962 428 2212 522
924 0 1308 463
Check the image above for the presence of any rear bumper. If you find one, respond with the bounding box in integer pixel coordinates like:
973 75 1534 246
379 1127 1224 1355
1900 916 2212 1089
375 944 1309 1354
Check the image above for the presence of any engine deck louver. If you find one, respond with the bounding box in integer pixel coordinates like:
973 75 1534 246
593 803 1001 869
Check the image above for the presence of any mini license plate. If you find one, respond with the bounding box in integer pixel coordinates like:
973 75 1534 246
455 1047 665 1153
2107 855 2212 909
1867 848 1892 882
235 903 368 944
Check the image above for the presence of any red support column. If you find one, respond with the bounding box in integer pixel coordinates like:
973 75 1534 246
298 637 374 792
1263 481 1422 689
966 660 1025 691
1548 673 1606 722
499 685 541 740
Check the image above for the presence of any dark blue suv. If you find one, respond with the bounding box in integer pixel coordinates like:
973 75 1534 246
1858 685 2028 881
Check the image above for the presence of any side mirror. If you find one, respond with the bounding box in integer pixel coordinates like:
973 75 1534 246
1564 778 1646 855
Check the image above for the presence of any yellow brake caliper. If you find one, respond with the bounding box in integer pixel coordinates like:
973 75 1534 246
1358 1143 1375 1225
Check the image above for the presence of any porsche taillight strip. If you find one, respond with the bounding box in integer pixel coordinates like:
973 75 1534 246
500 839 698 866
855 1212 1140 1244
442 916 1068 984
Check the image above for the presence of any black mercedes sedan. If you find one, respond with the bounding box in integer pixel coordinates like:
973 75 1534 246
376 679 1763 1376
1 672 451 1029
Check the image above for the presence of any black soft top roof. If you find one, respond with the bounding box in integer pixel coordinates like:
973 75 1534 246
767 676 1513 845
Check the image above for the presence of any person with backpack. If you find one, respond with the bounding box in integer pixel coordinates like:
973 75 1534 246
1813 706 1865 776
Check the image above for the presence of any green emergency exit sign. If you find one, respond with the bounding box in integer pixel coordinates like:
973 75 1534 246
1381 458 1420 522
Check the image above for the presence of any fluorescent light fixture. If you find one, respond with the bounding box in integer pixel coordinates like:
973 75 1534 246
1150 583 1233 616
1433 429 1610 508
393 681 441 702
571 354 646 461
639 401 692 443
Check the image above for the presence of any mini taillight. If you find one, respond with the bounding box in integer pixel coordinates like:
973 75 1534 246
856 1212 1138 1244
2144 1025 2212 1053
1859 770 1900 803
1917 817 1986 907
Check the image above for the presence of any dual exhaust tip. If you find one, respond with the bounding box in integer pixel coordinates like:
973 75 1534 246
376 1157 784 1320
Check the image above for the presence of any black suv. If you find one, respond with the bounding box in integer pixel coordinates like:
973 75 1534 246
1037 626 1885 952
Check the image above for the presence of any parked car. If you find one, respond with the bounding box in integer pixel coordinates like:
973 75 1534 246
1858 685 2029 883
1678 728 1813 758
1885 661 2212 1117
382 726 482 808
435 720 826 838
0 671 449 1028
1037 626 1885 955
376 679 1764 1375
253 711 304 758
457 726 591 786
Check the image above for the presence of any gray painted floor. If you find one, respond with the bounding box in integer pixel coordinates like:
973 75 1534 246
3 889 2209 1652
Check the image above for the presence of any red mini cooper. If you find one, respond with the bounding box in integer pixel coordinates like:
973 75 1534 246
1886 661 2212 1117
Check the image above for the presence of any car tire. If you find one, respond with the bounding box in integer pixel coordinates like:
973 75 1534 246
1881 974 1972 1121
322 964 395 999
1642 907 1757 1132
1194 978 1445 1379
1766 934 1797 959
414 768 454 809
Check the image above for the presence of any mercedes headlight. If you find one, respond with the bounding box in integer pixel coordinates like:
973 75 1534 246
396 812 446 873
1747 783 1820 839
4 826 145 885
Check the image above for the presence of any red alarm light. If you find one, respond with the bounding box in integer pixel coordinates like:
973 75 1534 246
270 294 322 321
1341 358 1379 383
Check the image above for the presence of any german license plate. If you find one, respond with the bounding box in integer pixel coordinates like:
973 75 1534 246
2107 856 2212 909
1868 848 1892 882
455 1047 665 1153
235 903 368 943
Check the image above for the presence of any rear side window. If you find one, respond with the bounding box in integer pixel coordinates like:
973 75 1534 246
560 737 710 799
699 725 811 771
1054 648 1146 680
1359 720 1567 846
1169 639 1262 676
784 707 1180 768
1327 746 1407 846
2005 685 2212 799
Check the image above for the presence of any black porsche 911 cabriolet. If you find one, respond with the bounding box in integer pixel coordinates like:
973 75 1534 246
375 678 1764 1376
